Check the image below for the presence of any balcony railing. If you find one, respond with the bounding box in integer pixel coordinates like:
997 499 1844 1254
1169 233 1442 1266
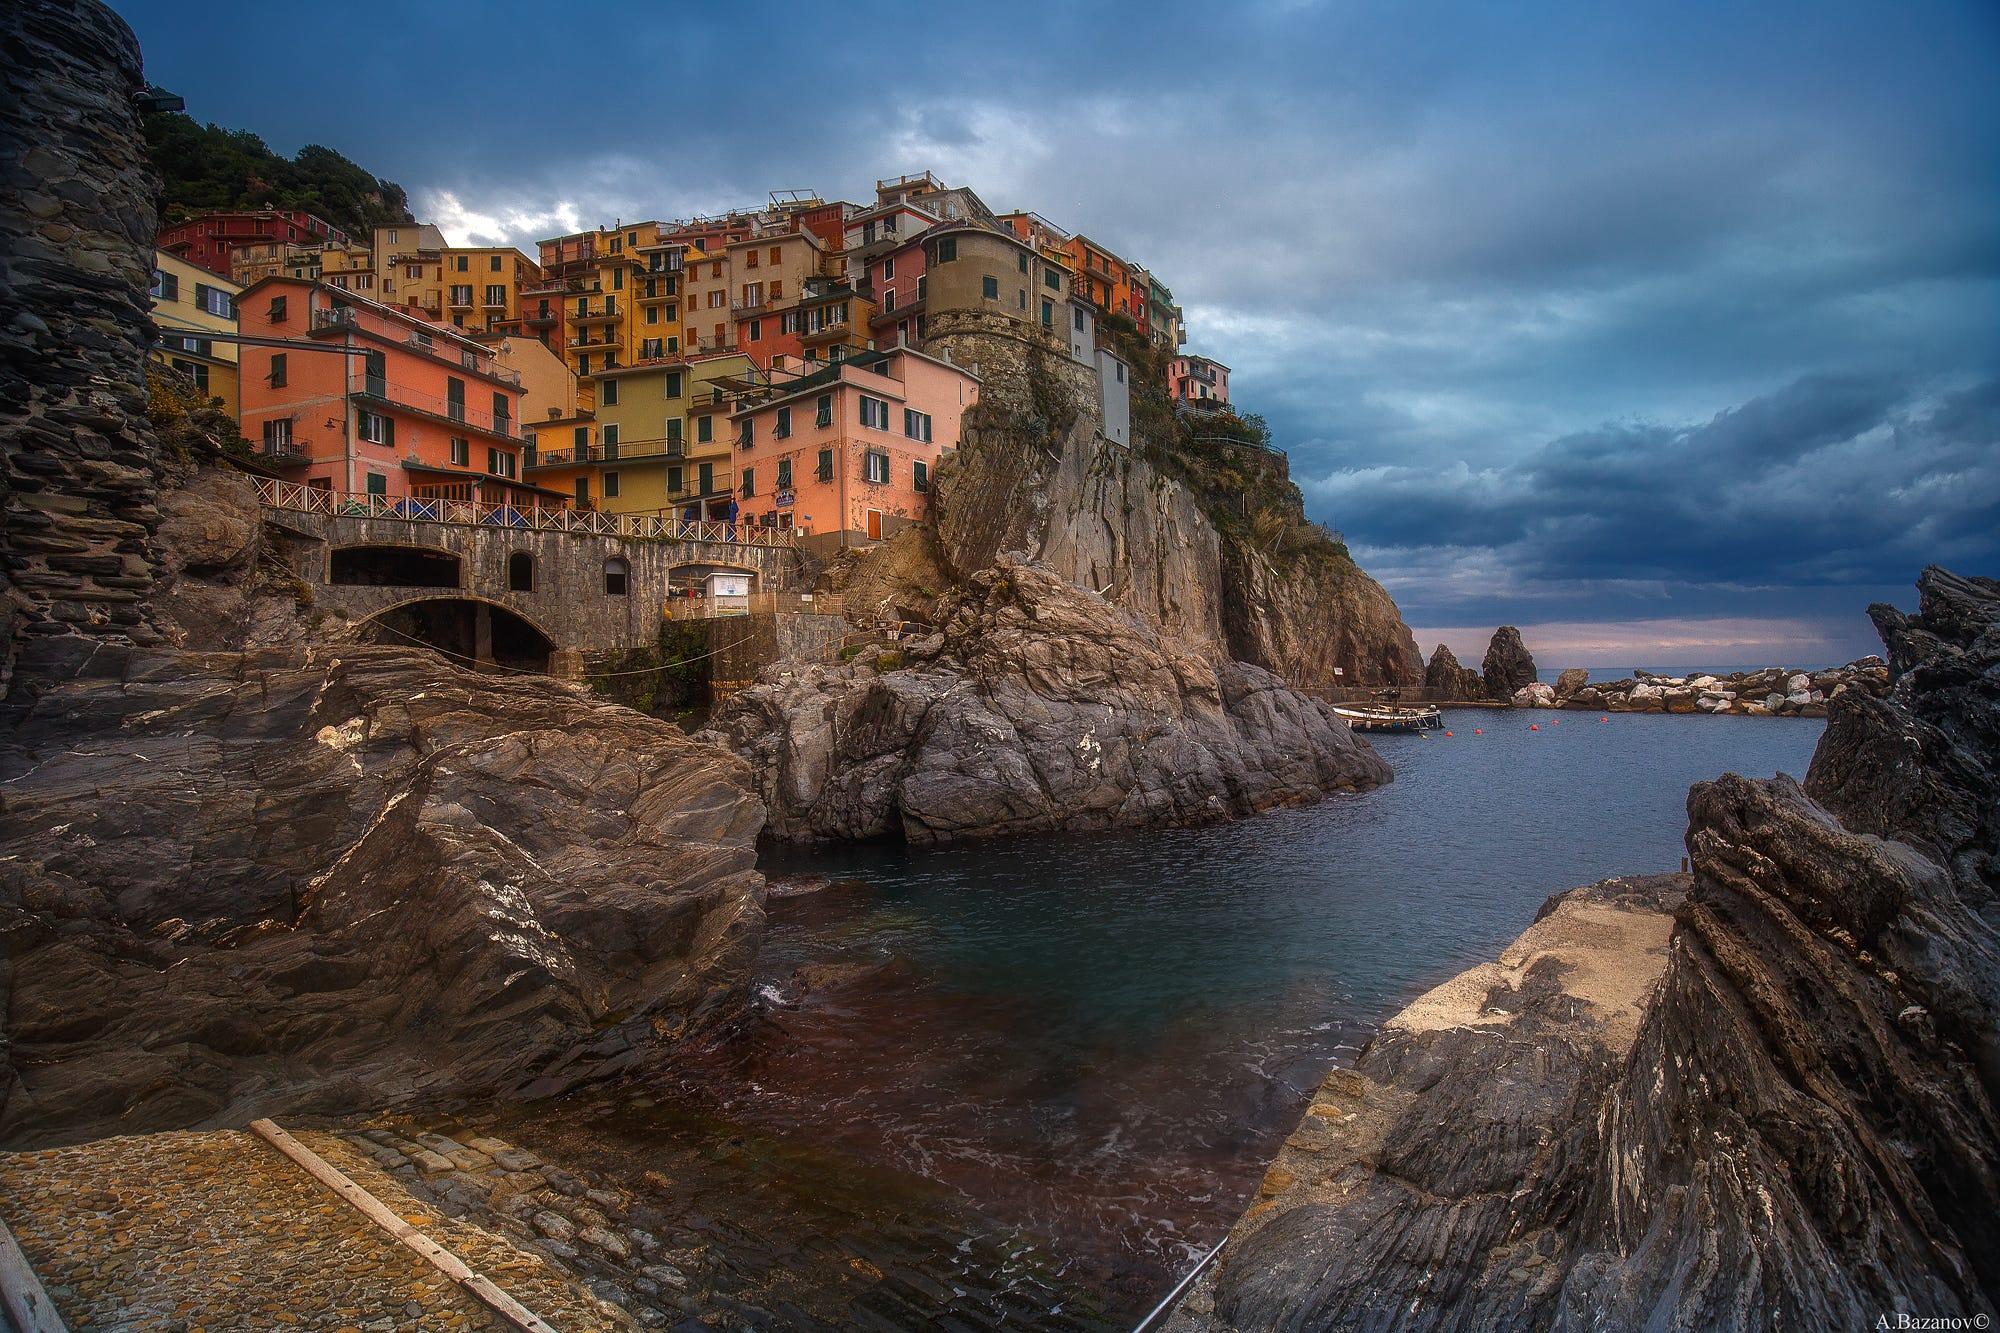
253 477 794 547
351 377 526 441
526 437 686 469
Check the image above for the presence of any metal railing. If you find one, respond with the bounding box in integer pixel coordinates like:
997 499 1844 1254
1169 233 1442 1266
255 477 793 547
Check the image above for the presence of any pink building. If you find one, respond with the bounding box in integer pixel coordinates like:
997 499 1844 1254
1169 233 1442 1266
864 234 928 348
1168 353 1230 406
729 347 978 550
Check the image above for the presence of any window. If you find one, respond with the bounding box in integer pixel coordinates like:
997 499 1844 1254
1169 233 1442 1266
449 436 469 466
604 471 620 497
738 418 753 448
454 255 469 272
981 275 999 300
578 354 590 375
776 457 792 488
603 423 619 450
914 460 929 493
817 447 834 481
486 447 516 477
740 467 755 497
1045 268 1062 290
365 472 387 497
859 395 889 430
667 464 684 492
882 289 897 314
904 409 932 442
508 552 534 592
575 476 591 505
769 246 780 265
267 353 287 387
698 461 714 493
1074 307 1085 331
815 394 833 427
1042 300 1054 327
933 236 957 264
747 319 761 341
882 256 895 280
745 249 759 268
490 255 503 272
358 410 393 445
611 268 624 291
769 280 782 300
864 450 890 484
261 418 292 452
766 406 788 440
666 417 683 443
450 284 473 306
1117 362 1126 383
574 426 590 451
151 269 179 302
269 294 288 322
196 284 234 318
604 559 628 595
696 414 712 443
485 284 505 306
601 378 619 406
665 371 683 398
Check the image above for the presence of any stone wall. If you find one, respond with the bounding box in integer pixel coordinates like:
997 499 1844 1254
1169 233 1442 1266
263 508 801 655
0 0 162 695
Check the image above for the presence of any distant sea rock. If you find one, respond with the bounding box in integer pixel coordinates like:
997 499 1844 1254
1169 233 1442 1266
1424 642 1485 699
1480 625 1537 700
1539 660 1891 715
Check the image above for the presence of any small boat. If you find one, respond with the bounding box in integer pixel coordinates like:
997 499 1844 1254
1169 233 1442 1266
1330 702 1445 733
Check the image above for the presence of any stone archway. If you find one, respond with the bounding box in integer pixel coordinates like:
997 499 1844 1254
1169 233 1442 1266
359 597 556 673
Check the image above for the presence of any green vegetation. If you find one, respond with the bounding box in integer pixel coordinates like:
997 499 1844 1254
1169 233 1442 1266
143 108 414 236
873 649 905 673
589 620 712 718
146 363 252 463
1099 315 1351 573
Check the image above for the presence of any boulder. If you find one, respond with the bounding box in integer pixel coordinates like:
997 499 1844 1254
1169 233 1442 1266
700 558 1390 844
1554 667 1590 698
1510 681 1558 709
1480 626 1537 701
1424 643 1486 700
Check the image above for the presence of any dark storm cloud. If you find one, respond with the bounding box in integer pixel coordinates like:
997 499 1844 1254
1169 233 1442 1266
118 0 2000 653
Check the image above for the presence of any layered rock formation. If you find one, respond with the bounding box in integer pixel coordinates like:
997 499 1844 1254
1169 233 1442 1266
1172 566 2000 1329
0 1 772 1147
1423 643 1485 700
702 557 1390 844
1480 625 1537 700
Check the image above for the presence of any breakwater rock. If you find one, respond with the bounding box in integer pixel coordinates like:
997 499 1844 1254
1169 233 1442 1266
1518 659 1892 715
700 557 1391 844
1480 626 1537 701
1171 565 2000 1329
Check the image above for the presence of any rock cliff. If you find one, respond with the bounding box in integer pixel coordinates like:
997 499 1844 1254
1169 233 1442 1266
1172 566 2000 1329
701 557 1390 844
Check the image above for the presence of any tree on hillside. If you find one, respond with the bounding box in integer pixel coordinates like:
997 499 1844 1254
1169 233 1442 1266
142 109 415 236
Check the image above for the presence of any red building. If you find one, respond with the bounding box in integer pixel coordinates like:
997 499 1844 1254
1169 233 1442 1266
157 209 350 279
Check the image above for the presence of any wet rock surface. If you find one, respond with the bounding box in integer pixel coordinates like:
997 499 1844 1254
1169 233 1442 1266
701 557 1391 844
0 642 767 1146
1173 566 2000 1330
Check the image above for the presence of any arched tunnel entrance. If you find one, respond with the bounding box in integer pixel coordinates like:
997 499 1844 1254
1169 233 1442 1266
361 599 555 673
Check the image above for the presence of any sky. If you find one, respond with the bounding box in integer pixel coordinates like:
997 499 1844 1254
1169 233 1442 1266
119 0 2000 668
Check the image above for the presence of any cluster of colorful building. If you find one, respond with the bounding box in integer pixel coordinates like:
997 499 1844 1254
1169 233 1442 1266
151 172 1233 551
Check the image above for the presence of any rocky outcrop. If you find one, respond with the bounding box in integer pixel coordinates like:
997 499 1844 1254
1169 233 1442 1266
1424 643 1485 699
1172 566 2000 1329
1554 666 1589 698
700 557 1391 844
1222 541 1423 692
1557 659 1890 716
1480 625 1537 700
0 643 767 1147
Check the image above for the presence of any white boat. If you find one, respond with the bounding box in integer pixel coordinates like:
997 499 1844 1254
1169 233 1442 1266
1329 702 1445 733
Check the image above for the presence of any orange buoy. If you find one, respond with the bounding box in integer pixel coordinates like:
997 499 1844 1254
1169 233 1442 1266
1529 723 1540 731
1444 730 1453 737
1473 728 1483 734
1600 716 1609 723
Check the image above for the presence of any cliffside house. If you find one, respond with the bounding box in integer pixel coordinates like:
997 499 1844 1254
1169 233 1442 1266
150 249 241 416
728 346 978 552
1169 353 1230 406
236 277 563 508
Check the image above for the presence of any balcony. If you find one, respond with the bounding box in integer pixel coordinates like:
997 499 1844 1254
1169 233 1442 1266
258 439 313 468
567 331 621 351
731 294 767 313
308 306 361 336
799 319 855 346
525 437 685 470
518 308 556 326
573 299 621 322
350 376 526 442
483 296 509 309
448 293 474 309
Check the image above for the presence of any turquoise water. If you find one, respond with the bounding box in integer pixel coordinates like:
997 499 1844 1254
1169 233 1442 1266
669 710 1826 1304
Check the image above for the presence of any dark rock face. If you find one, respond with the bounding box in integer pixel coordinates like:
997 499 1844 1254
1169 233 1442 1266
1423 643 1485 699
0 0 164 693
701 558 1391 844
1175 566 1999 1329
0 644 767 1147
1480 625 1537 701
1554 666 1589 698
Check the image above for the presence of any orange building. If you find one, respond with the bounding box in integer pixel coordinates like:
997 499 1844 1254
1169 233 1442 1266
729 346 978 550
237 277 561 508
1064 234 1145 326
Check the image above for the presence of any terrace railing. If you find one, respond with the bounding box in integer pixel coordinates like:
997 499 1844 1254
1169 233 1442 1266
254 477 793 548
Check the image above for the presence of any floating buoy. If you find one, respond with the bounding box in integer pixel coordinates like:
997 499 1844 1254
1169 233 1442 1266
1473 728 1483 735
1529 723 1540 731
1600 716 1609 723
1444 730 1453 737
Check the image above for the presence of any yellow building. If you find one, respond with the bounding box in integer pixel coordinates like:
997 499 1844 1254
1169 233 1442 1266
149 249 241 416
441 247 543 333
319 241 377 297
536 222 666 377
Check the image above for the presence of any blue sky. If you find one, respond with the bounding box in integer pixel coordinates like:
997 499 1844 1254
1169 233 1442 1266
119 0 1999 666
